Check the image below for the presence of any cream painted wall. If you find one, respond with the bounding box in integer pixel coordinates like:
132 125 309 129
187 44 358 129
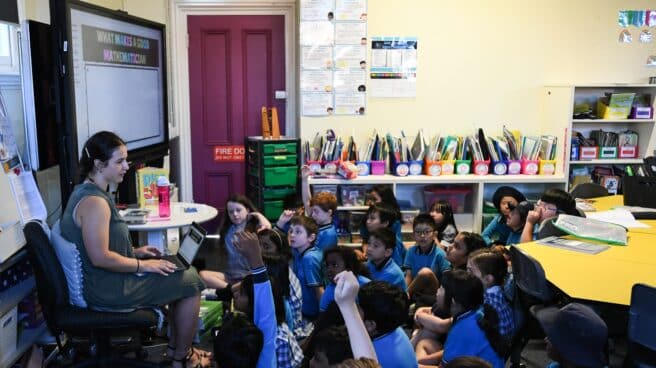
300 0 656 144
24 0 166 24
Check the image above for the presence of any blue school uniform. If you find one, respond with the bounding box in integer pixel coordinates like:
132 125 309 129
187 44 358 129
482 214 511 246
292 246 324 319
372 327 418 368
442 308 504 368
315 223 338 251
403 242 449 280
252 266 277 368
367 257 407 292
320 275 370 312
362 221 406 266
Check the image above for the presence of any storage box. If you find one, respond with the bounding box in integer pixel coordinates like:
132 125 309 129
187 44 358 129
424 160 441 176
423 186 472 213
623 176 656 208
0 307 17 363
539 160 556 175
262 166 297 186
630 106 653 119
619 145 638 158
263 200 284 220
473 160 490 175
455 160 471 175
507 160 522 175
262 187 297 200
491 161 507 175
355 161 370 176
599 147 618 159
341 185 368 206
312 184 338 198
307 160 322 174
579 146 599 160
370 160 385 175
262 154 297 166
263 142 297 155
408 160 423 176
521 159 539 175
440 160 455 175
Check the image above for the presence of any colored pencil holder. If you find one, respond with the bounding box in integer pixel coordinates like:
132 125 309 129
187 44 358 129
521 159 539 175
455 160 471 175
440 160 455 175
409 160 423 175
424 160 442 176
356 161 370 176
323 160 340 174
539 160 556 175
393 162 410 177
370 160 386 175
306 160 322 174
506 160 522 175
473 160 490 175
491 160 508 175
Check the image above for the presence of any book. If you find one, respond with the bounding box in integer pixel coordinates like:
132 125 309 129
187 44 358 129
120 208 150 224
597 92 635 119
136 167 169 211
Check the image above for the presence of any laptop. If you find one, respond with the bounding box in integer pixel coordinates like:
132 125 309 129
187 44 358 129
159 222 207 271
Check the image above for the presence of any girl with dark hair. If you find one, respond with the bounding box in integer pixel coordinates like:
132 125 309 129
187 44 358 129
59 131 210 368
319 246 371 312
356 185 404 261
429 200 459 247
481 186 526 246
199 194 271 296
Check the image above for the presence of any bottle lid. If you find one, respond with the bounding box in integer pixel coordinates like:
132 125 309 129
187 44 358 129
157 176 170 186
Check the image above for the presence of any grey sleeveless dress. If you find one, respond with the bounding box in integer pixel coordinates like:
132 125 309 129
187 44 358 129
60 183 205 309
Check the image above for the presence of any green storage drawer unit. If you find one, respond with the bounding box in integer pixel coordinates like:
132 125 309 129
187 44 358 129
245 136 301 220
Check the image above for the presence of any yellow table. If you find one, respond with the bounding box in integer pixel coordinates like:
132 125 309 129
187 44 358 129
517 195 656 306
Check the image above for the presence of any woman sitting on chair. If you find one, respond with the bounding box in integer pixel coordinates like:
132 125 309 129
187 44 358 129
59 131 211 368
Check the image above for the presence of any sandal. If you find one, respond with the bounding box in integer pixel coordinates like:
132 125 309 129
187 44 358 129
169 348 212 368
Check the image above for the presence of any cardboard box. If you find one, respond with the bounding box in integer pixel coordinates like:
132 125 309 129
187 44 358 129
136 167 169 210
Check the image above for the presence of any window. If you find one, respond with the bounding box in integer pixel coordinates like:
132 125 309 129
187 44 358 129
0 22 19 74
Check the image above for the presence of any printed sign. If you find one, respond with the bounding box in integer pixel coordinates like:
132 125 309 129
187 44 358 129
214 145 245 162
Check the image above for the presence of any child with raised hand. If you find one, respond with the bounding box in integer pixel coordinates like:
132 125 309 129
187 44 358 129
520 188 578 243
467 249 515 340
365 228 407 292
320 246 371 312
199 194 270 298
440 270 506 368
359 281 417 368
403 214 450 307
446 232 486 271
289 215 324 321
429 200 459 247
482 186 526 246
363 203 406 266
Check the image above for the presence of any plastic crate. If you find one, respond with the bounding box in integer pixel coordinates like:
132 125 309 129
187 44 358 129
423 186 472 213
262 166 297 186
262 142 297 155
263 200 284 220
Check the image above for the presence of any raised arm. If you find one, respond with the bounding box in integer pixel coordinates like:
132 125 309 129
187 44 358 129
301 165 313 215
334 271 377 362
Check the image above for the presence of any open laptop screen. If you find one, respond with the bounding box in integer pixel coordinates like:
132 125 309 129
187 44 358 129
178 223 206 265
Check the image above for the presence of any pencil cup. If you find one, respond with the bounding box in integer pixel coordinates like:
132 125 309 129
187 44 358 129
455 160 471 175
393 162 410 177
491 160 507 175
521 159 539 175
356 161 370 176
424 160 441 176
473 160 490 175
440 160 455 175
409 160 423 176
539 160 556 175
306 160 322 174
506 160 521 175
323 160 340 174
370 160 386 175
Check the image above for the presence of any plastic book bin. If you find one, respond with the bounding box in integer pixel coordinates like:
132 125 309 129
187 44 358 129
323 160 340 174
455 160 471 175
409 160 423 175
539 160 556 175
506 160 521 175
579 146 599 160
307 160 322 174
370 160 385 175
492 160 508 175
356 161 370 176
440 160 455 175
423 186 472 213
521 159 539 175
473 160 490 175
599 147 618 159
393 162 410 177
424 160 441 176
619 145 638 158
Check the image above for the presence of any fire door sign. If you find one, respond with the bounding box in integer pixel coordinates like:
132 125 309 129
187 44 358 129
213 145 245 162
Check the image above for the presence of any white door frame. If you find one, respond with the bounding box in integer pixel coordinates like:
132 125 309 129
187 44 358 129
169 0 297 202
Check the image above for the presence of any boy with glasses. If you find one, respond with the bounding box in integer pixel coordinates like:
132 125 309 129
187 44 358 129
520 188 577 243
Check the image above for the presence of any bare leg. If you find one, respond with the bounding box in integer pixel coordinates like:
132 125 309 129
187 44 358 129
199 270 229 289
171 294 210 368
415 338 443 365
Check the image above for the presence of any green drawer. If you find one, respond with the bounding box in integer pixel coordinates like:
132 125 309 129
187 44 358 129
263 187 297 200
263 143 297 155
263 154 297 167
263 200 284 220
263 166 297 186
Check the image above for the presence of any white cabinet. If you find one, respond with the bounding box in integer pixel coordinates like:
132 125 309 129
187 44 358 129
543 84 656 188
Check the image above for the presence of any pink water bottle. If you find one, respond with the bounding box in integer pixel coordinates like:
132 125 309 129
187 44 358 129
157 176 170 217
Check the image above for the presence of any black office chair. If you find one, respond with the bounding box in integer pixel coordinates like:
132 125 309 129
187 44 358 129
625 283 656 367
570 182 609 199
507 245 564 367
23 221 160 368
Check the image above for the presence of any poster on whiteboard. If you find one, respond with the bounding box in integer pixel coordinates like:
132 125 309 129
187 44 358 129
369 36 417 98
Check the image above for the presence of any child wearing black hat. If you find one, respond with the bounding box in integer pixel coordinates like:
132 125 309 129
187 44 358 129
505 201 534 245
533 303 608 368
482 186 526 246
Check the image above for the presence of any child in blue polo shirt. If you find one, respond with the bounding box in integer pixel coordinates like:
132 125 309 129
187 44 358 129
404 213 450 307
359 281 418 368
364 203 406 266
289 215 324 321
366 228 407 292
320 246 370 312
467 249 515 340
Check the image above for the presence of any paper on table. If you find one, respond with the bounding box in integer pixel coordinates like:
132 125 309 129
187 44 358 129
586 209 650 228
8 170 48 224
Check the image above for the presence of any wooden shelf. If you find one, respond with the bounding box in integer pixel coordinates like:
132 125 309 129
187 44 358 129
572 119 654 124
570 159 643 165
309 174 566 185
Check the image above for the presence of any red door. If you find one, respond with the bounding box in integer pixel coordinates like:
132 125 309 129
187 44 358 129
188 15 286 228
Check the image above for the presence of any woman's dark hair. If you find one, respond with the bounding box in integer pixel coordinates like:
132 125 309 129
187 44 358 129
263 254 291 299
258 228 292 261
218 194 258 244
213 311 263 367
368 184 401 222
541 188 578 216
323 246 371 279
469 249 508 287
77 131 125 183
458 231 486 256
239 273 286 325
430 200 459 238
442 270 508 358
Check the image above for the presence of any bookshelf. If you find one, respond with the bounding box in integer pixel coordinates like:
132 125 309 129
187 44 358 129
543 84 656 189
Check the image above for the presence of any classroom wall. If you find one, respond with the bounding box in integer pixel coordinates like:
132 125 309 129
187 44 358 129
300 0 656 144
